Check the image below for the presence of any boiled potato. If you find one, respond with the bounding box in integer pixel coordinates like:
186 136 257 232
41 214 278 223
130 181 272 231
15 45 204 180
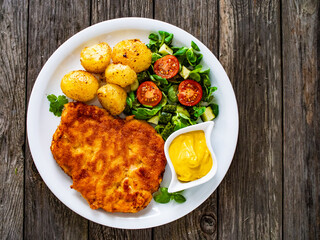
97 83 127 115
105 63 137 88
111 39 152 73
80 42 112 73
61 70 99 102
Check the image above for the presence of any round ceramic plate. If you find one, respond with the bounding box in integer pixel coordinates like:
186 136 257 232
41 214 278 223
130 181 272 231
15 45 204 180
27 18 238 229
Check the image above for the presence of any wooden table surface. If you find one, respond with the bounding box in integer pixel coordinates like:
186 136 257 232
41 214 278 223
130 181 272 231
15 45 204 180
1 0 319 239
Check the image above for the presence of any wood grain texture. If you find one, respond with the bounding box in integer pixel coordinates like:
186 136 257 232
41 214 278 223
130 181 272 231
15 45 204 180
24 0 90 239
0 0 27 238
2 0 316 238
282 0 320 239
218 0 282 239
89 226 152 240
153 0 219 239
91 0 153 24
89 1 153 239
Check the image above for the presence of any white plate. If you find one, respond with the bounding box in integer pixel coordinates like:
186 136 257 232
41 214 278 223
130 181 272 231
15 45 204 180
27 17 238 229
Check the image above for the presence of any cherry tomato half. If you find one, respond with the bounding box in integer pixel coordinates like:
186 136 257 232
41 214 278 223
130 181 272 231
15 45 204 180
137 81 162 107
178 80 203 106
154 55 179 79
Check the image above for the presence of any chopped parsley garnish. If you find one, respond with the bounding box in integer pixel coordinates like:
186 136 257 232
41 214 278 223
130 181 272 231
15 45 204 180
47 94 68 117
153 187 186 204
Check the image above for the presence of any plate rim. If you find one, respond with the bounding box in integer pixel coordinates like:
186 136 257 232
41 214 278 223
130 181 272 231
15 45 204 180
27 17 239 229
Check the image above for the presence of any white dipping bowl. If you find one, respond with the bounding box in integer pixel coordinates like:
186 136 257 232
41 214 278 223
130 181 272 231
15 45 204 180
164 121 217 193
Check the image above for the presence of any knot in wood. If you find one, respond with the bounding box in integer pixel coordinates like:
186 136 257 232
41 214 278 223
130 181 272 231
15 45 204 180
200 214 216 234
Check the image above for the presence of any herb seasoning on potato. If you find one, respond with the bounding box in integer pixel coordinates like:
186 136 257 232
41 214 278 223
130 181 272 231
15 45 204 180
97 83 127 115
112 39 152 73
105 63 137 87
60 70 99 102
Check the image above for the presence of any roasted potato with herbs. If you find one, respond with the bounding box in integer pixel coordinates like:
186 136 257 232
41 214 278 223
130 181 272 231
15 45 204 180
97 83 127 115
80 42 112 73
61 70 99 102
105 63 137 88
111 39 152 73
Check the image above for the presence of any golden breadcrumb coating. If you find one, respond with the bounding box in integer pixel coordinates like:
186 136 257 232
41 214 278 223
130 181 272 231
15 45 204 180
50 102 166 213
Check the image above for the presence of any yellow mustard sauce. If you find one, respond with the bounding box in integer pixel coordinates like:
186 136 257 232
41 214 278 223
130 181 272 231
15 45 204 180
168 130 213 182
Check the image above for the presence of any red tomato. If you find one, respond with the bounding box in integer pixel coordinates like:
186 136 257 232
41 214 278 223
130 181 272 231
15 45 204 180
154 55 179 79
178 80 203 106
137 81 162 107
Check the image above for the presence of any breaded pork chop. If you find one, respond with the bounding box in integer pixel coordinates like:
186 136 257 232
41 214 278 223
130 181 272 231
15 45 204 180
50 102 166 213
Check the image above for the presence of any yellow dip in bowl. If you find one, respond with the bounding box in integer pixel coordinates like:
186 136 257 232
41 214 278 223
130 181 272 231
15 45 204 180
164 121 217 193
169 131 212 182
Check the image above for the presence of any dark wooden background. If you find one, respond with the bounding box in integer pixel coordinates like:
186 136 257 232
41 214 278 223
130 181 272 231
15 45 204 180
1 0 319 239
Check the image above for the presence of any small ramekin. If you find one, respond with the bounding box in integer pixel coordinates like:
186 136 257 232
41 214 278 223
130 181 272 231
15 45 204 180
164 121 218 193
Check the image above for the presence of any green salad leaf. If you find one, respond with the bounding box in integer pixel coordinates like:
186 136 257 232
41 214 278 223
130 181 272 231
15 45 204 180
132 107 161 119
150 74 168 85
211 103 219 117
159 31 170 46
168 85 179 103
164 33 174 45
126 31 219 140
148 33 159 41
186 48 197 66
189 72 201 82
193 106 206 118
173 47 188 56
191 41 200 51
151 52 162 63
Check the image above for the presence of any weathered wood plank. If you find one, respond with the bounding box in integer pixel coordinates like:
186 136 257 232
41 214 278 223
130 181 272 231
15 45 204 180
282 0 320 239
89 226 152 240
89 0 153 238
91 0 153 23
153 0 219 239
218 0 282 239
25 1 91 239
0 0 28 239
